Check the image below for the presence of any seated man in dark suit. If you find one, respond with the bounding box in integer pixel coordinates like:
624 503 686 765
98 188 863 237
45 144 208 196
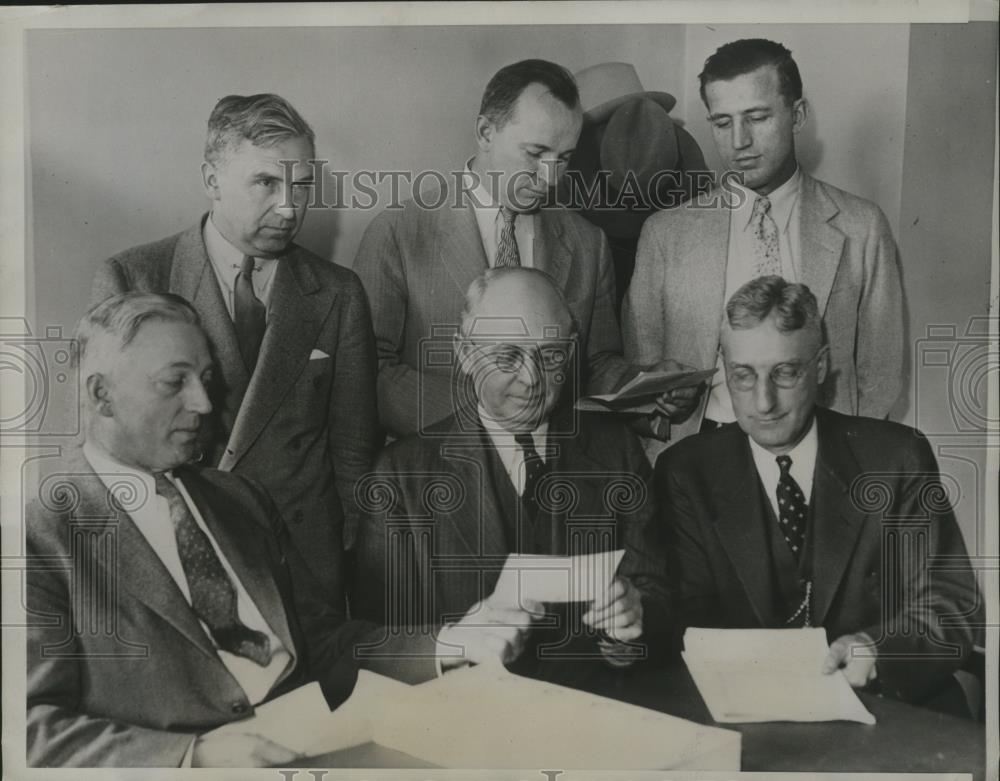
26 293 525 767
657 275 982 708
353 267 671 682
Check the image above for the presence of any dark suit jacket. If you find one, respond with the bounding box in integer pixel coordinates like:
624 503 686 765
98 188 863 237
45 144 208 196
624 173 904 453
26 450 435 767
352 410 672 673
353 179 630 438
656 408 982 705
90 218 379 602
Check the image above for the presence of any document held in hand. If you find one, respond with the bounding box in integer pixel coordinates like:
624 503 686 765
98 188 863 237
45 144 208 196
490 549 625 606
682 627 877 724
575 367 717 414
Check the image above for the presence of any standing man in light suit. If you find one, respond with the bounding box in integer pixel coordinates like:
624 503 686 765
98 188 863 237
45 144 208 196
91 94 378 606
354 59 697 440
624 39 904 457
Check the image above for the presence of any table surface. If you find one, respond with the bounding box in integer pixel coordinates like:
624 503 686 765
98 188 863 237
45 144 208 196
302 663 986 777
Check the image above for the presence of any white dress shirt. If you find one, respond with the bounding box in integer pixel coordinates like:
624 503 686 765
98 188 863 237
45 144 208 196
82 442 291 706
747 415 818 520
464 164 535 268
478 405 549 495
204 214 278 319
706 168 803 423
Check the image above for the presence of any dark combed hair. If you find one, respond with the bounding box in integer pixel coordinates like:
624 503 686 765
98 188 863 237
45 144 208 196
698 39 803 106
725 275 822 340
204 93 315 165
479 59 580 128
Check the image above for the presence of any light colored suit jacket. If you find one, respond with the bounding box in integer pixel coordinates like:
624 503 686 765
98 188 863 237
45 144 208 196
353 180 630 438
25 451 435 767
623 173 904 450
91 218 379 602
656 408 982 705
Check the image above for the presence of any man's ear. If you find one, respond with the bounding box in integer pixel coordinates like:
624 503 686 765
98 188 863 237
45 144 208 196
816 343 830 385
86 373 114 418
791 97 809 134
474 115 494 152
201 160 221 201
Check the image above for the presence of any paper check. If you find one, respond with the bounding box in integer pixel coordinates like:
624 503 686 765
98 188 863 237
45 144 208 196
491 549 625 605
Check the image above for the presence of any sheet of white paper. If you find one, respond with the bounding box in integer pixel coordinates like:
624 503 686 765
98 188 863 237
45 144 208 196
490 549 625 606
204 670 412 756
376 663 741 770
682 628 876 724
575 367 717 411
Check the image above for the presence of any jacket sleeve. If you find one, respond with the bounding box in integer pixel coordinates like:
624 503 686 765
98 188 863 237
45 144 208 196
353 212 454 437
582 229 631 395
855 206 904 418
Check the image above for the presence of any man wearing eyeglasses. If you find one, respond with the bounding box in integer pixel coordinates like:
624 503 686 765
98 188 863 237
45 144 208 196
656 276 981 712
353 267 671 683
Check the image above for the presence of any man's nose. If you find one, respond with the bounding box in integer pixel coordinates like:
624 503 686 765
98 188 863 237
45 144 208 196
513 351 542 388
273 184 304 221
535 158 562 189
732 117 752 150
186 379 213 415
753 375 777 413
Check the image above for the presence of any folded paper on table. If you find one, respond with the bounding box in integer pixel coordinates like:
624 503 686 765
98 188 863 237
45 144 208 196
575 367 717 413
375 663 741 770
491 549 625 606
682 627 876 724
204 671 412 756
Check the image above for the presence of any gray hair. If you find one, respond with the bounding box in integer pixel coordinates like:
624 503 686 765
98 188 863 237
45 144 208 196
204 93 315 166
460 266 577 337
725 275 824 342
75 292 201 374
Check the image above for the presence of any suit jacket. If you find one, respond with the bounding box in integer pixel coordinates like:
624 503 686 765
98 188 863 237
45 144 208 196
352 410 672 673
353 179 630 438
623 173 904 451
90 218 379 601
656 408 982 705
25 450 435 767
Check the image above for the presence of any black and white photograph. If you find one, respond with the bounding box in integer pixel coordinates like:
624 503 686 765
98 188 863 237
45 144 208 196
1 2 997 779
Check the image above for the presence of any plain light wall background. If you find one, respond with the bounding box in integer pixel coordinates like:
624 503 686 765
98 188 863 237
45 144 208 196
26 24 998 551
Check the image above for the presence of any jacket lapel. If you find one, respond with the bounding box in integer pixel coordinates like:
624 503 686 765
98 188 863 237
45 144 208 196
808 410 867 625
711 429 781 626
534 209 572 292
799 174 845 315
179 468 296 664
221 250 329 468
438 198 489 297
678 195 730 368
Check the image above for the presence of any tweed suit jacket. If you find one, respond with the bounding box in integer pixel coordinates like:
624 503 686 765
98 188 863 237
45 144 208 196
26 450 435 767
623 173 904 453
656 408 982 705
90 217 379 602
353 178 631 438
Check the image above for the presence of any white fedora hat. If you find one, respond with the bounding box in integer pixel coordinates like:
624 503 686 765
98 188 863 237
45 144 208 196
575 62 676 123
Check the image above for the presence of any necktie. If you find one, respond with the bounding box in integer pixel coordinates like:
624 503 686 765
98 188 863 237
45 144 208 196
775 455 807 560
495 207 521 268
155 473 272 666
234 255 266 373
751 196 782 277
514 432 547 519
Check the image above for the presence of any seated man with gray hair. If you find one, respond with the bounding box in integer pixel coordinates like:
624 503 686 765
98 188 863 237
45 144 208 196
656 275 982 711
25 293 433 768
353 267 671 684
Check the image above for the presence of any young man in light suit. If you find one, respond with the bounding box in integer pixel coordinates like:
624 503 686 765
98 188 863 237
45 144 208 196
624 39 904 458
90 94 377 607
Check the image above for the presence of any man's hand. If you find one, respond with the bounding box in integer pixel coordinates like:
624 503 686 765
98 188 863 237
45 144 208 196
646 358 704 423
191 732 301 767
822 632 878 688
436 597 541 671
583 576 643 642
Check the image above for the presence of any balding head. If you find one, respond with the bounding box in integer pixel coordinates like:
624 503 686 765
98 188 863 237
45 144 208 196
456 268 577 431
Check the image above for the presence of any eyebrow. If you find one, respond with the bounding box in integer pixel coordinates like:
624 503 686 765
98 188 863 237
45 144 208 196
708 105 772 121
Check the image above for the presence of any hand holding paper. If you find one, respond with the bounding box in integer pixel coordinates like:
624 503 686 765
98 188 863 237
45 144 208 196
645 358 706 422
191 731 301 767
584 576 644 642
823 631 878 687
436 596 540 671
575 367 716 415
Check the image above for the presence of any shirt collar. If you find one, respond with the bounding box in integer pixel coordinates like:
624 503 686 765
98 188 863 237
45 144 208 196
747 412 818 477
477 404 549 449
82 440 160 505
738 166 802 233
464 160 500 212
203 214 277 290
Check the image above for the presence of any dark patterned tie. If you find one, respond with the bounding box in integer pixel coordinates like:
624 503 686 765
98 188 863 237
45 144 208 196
495 207 521 267
155 473 272 666
751 196 782 277
514 433 547 519
775 455 807 561
234 255 266 372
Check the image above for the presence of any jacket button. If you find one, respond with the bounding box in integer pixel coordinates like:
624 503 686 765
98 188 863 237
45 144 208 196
231 701 249 715
292 510 304 525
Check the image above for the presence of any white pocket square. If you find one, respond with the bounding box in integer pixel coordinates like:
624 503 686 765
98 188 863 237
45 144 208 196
309 349 330 360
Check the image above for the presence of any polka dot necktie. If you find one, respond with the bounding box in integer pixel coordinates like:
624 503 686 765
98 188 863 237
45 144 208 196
775 455 807 561
495 207 521 268
751 195 782 277
234 254 266 373
514 432 546 519
155 473 272 666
